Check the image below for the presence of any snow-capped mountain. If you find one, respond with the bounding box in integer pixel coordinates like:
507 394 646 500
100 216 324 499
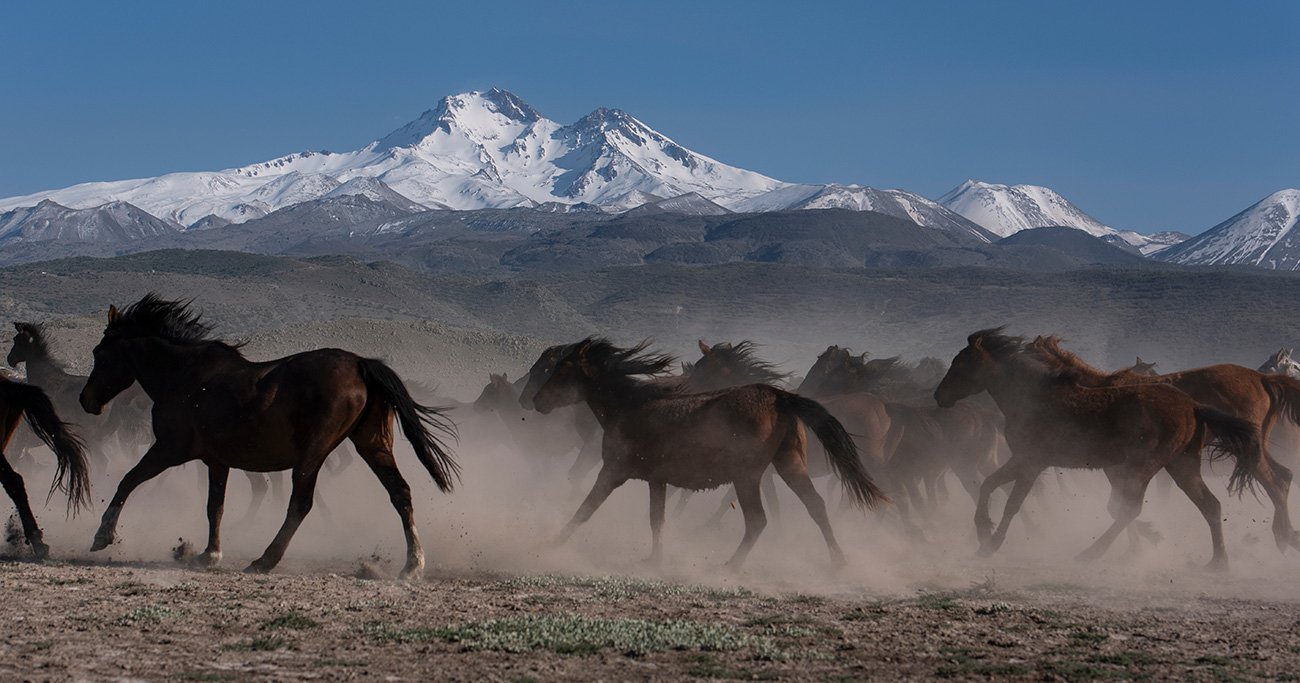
0 89 1003 242
0 199 180 244
735 184 996 243
0 89 786 224
1157 189 1300 269
937 180 1113 238
937 179 1184 254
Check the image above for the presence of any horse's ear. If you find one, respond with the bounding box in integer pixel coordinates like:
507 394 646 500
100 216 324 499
1135 356 1144 365
698 340 710 356
107 305 121 324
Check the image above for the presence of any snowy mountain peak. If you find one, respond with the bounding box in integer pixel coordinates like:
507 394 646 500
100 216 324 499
377 88 542 151
938 180 1113 238
1158 189 1300 269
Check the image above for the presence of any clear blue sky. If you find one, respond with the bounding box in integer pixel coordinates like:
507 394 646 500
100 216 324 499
1 1 1296 233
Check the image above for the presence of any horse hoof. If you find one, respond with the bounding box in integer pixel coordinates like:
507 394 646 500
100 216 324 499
89 534 113 553
31 542 50 562
975 546 995 558
194 551 222 567
1075 550 1102 563
243 561 272 574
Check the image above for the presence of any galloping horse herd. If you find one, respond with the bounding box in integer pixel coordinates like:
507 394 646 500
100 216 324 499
3 293 1300 579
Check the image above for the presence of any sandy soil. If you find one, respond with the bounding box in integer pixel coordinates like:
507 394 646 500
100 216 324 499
2 534 1299 681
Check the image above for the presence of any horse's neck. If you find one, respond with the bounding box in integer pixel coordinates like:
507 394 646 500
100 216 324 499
129 338 237 400
983 358 1055 421
26 353 73 386
583 376 654 428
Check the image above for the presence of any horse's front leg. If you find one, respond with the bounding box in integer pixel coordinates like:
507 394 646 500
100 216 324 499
984 468 1042 554
196 464 228 566
554 466 627 547
973 460 1020 551
647 480 666 565
91 443 190 552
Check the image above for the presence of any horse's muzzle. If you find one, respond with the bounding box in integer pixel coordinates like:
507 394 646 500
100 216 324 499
80 392 103 415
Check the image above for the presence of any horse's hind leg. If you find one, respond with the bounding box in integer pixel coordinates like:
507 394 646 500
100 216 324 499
1164 452 1227 570
0 440 48 560
647 481 666 565
245 464 322 574
1077 469 1149 563
236 472 269 527
723 476 767 570
773 449 844 567
197 464 228 566
1256 453 1298 551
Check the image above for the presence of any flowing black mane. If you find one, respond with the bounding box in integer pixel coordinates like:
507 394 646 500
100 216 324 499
973 328 1085 383
579 338 676 378
705 341 788 385
109 294 244 352
13 322 61 367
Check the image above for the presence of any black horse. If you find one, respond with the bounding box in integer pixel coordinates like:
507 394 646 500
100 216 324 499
79 294 459 577
0 375 91 558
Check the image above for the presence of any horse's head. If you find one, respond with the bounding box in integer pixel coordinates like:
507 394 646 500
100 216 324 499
80 304 137 415
8 322 42 368
690 339 785 392
519 340 591 414
797 345 857 396
1259 348 1300 378
934 330 1003 408
473 373 516 413
1131 356 1160 377
689 340 736 391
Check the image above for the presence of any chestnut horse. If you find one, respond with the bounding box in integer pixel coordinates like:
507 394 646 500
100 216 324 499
519 338 886 568
1030 335 1300 551
804 349 1001 516
0 375 91 558
79 294 459 577
935 329 1258 568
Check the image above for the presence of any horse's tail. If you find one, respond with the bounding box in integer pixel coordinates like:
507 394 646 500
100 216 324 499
1262 374 1300 430
358 359 460 492
1196 405 1261 497
778 391 889 509
0 381 91 515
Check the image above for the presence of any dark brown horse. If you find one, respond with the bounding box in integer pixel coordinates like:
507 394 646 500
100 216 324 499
519 338 886 568
0 375 91 559
1030 335 1300 551
8 322 152 477
806 350 1002 516
935 329 1259 568
473 372 602 483
78 295 459 577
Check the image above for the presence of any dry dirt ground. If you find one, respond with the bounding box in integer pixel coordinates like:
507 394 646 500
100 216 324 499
1 554 1298 682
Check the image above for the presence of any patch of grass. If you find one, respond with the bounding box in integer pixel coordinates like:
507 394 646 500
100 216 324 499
915 591 960 612
225 636 288 652
1091 650 1160 667
1194 655 1234 667
45 576 92 586
840 606 885 622
178 672 240 682
363 614 778 657
259 611 319 631
1026 581 1088 594
1069 628 1110 646
319 659 367 668
687 653 780 680
32 640 53 651
1040 659 1123 679
489 575 753 601
117 605 179 625
935 646 1029 678
114 581 151 596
